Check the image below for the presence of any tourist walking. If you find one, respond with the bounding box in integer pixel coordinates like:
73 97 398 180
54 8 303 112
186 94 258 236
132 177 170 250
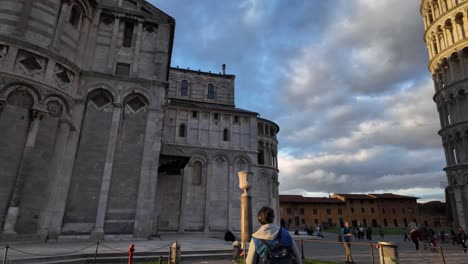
404 230 410 242
246 206 302 264
379 228 385 240
410 228 422 250
451 229 458 245
341 221 355 264
457 226 468 253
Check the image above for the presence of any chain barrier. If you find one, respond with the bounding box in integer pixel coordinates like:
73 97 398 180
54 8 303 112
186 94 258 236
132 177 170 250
7 242 96 257
145 242 174 253
2 240 175 263
98 242 128 253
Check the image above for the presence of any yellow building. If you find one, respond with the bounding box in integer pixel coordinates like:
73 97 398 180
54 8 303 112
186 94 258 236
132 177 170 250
280 193 420 228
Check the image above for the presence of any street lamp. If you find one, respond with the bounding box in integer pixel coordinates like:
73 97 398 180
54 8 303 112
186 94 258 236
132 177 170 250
238 171 253 258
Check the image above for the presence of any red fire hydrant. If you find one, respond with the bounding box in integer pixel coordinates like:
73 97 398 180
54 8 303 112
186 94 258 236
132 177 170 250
128 243 135 264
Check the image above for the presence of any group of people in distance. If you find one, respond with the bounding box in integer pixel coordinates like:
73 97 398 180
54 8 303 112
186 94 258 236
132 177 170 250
227 207 468 263
406 223 467 252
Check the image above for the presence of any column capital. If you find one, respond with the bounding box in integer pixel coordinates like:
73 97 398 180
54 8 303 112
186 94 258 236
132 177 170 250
59 118 76 131
31 108 46 120
113 102 124 108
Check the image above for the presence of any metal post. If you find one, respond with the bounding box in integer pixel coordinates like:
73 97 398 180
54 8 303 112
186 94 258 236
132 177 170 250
94 241 99 264
439 246 446 264
2 245 9 264
128 243 135 264
369 243 375 264
301 239 305 260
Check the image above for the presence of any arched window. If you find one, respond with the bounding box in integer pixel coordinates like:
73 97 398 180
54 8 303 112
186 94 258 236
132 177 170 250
123 21 134 47
69 5 81 27
223 128 229 141
181 80 188 96
192 161 202 185
179 123 186 137
258 147 264 165
207 84 215 99
456 13 466 39
7 89 34 108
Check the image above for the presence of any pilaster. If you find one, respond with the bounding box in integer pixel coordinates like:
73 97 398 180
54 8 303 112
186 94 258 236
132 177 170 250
38 100 85 240
51 2 71 50
133 108 163 238
91 103 122 240
132 20 143 74
203 162 212 232
2 109 45 235
107 15 121 69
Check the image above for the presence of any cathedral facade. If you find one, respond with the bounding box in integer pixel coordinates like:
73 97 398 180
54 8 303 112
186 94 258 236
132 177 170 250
420 0 468 230
0 0 279 240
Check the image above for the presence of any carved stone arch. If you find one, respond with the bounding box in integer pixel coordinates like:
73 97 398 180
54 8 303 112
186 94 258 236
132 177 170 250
257 169 270 183
234 155 253 171
84 83 117 99
69 0 90 18
119 87 152 105
189 151 209 166
170 148 186 156
123 93 149 114
450 51 459 61
211 153 230 167
86 88 114 110
272 172 279 182
193 77 203 85
44 95 70 117
2 83 42 105
6 88 34 109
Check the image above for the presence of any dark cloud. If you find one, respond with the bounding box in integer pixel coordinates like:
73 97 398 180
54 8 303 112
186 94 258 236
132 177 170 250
150 0 446 201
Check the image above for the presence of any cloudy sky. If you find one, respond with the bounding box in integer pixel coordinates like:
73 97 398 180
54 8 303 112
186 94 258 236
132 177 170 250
151 0 446 202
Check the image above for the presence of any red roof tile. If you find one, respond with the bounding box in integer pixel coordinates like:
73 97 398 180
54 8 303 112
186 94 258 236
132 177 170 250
279 195 344 204
332 194 376 200
368 193 419 199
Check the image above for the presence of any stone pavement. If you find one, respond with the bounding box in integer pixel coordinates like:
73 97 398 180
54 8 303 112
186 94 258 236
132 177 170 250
1 231 468 263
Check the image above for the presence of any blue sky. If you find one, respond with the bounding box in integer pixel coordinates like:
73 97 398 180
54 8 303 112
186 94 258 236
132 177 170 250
151 0 446 202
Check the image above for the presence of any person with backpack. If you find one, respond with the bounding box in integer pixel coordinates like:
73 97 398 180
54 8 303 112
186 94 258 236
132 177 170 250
246 206 302 264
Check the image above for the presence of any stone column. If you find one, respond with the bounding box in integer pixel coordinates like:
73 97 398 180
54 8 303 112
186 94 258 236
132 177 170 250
458 50 466 76
16 0 33 36
38 100 86 240
133 108 163 238
461 15 468 38
132 20 143 74
4 47 18 72
430 4 436 22
76 17 91 67
203 162 212 232
178 169 186 232
91 103 122 240
50 2 71 50
107 14 121 69
2 109 44 235
84 9 102 70
227 164 233 230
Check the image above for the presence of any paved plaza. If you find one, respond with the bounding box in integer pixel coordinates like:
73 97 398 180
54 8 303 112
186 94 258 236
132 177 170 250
1 231 468 263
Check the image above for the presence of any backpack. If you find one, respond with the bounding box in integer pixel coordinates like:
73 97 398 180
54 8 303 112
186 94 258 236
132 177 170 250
253 228 295 264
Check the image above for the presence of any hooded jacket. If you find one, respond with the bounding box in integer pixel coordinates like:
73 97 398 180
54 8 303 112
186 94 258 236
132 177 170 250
245 224 302 264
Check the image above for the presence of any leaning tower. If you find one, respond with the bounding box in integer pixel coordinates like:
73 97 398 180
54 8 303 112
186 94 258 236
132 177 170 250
421 0 468 230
